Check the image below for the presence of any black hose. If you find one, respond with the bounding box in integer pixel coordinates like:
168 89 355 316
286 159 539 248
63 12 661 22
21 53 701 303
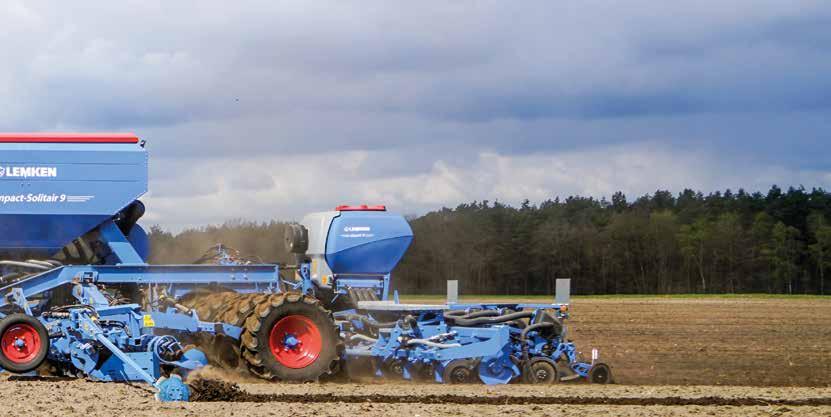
401 314 417 330
519 322 556 362
49 304 97 316
520 322 555 342
458 310 501 320
445 311 533 326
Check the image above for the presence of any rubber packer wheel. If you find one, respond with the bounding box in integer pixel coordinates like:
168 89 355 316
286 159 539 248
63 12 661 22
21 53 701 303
442 359 479 384
588 362 613 384
0 314 49 373
523 358 559 384
242 294 339 381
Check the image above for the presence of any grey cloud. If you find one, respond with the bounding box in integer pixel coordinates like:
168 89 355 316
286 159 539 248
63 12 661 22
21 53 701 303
6 1 831 130
228 172 276 191
0 1 828 228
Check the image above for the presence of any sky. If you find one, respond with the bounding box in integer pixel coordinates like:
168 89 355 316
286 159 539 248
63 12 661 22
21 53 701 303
1 1 830 230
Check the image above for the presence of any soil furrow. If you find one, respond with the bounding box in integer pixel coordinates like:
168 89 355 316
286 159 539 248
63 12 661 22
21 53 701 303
189 379 831 406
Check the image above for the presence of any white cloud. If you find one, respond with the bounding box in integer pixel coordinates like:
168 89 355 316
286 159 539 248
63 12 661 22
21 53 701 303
142 142 831 230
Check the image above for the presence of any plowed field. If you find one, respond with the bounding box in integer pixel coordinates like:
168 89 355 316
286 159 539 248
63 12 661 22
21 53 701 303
2 296 827 417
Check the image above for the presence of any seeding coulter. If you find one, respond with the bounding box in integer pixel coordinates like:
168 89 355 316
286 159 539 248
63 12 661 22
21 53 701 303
0 133 611 401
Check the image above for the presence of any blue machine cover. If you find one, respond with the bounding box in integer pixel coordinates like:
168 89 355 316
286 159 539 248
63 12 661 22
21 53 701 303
325 210 413 275
0 135 147 255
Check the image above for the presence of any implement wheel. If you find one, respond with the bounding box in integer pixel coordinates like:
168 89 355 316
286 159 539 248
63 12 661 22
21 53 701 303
241 293 340 381
0 314 49 373
588 362 613 384
523 358 559 384
442 359 479 384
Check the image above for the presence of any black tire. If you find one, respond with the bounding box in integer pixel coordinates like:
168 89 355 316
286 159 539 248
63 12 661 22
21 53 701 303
523 358 559 384
442 359 479 384
0 314 49 373
382 359 406 379
241 293 340 381
588 362 613 384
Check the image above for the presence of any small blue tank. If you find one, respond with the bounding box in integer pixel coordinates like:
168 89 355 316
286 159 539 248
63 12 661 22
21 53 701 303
323 206 413 276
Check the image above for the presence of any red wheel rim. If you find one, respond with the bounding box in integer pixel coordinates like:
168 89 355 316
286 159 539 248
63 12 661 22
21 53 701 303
269 315 322 369
1 323 42 364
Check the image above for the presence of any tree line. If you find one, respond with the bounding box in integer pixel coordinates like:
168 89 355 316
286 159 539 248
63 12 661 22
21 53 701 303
148 186 831 295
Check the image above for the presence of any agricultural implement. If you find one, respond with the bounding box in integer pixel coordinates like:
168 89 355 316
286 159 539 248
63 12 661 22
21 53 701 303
0 133 611 401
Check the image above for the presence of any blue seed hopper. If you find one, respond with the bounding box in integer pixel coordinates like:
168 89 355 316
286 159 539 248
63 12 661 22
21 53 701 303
0 133 147 257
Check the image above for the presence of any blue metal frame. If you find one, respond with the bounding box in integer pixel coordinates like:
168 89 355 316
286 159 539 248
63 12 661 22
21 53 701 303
340 302 600 385
0 220 288 313
0 219 300 400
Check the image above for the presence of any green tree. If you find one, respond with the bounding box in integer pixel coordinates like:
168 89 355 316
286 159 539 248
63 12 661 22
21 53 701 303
710 212 747 293
147 185 831 295
808 212 831 294
678 218 709 292
767 222 802 293
647 211 680 293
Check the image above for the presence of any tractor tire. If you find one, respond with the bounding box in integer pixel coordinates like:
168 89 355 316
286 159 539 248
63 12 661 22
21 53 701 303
0 314 50 373
180 292 340 382
241 293 340 381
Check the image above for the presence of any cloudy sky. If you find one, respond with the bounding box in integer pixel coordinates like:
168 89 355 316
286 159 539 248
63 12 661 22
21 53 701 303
1 1 829 229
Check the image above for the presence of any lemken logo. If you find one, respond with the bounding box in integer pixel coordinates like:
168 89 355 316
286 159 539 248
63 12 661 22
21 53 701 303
0 166 57 178
344 226 371 232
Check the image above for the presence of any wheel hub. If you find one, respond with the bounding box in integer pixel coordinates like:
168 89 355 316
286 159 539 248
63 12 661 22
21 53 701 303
451 367 470 382
283 334 301 350
268 315 322 369
1 324 42 364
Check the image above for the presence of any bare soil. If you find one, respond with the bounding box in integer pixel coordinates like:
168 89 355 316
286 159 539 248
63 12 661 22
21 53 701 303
564 297 831 386
2 378 829 417
2 297 828 416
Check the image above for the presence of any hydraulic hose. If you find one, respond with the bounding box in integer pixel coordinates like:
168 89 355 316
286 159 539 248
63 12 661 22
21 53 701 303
520 322 557 362
458 310 501 320
25 259 60 268
444 311 533 326
444 310 501 320
0 260 50 270
0 272 24 283
520 322 555 342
